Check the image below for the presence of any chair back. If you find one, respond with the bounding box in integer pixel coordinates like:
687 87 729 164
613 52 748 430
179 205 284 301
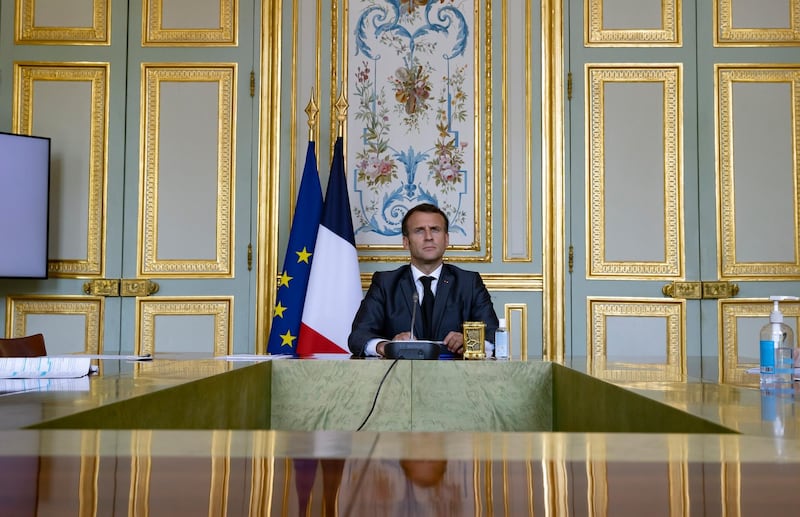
0 334 47 357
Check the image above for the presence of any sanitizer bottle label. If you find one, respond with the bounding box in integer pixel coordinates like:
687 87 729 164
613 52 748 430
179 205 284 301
760 340 776 373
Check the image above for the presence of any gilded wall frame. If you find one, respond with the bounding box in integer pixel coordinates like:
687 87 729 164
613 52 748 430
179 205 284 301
714 0 800 46
587 298 685 382
502 0 535 263
15 0 110 45
586 65 684 279
5 295 104 354
585 0 682 47
142 0 238 46
716 65 800 279
13 63 109 278
135 297 233 356
139 64 236 277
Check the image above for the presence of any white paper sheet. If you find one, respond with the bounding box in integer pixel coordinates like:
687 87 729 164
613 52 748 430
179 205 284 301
0 356 93 379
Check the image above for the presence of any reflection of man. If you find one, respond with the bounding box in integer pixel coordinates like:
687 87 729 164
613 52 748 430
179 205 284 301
348 203 498 357
400 459 447 487
338 458 466 516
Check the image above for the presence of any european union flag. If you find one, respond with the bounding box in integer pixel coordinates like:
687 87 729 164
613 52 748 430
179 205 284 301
266 141 323 355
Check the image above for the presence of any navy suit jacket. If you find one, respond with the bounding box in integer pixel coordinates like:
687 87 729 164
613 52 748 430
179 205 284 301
348 264 499 356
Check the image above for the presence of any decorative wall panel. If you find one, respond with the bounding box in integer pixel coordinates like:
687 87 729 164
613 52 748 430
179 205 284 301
16 0 110 45
588 298 685 381
139 65 236 277
586 65 684 279
715 0 800 46
5 295 103 354
716 66 800 278
143 0 238 46
136 297 233 356
13 63 109 277
586 0 681 46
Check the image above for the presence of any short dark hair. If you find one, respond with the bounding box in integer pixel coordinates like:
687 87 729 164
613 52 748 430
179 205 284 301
401 203 450 236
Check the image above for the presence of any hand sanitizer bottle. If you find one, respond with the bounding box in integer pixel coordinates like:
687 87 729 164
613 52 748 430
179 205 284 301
759 296 798 392
494 318 509 360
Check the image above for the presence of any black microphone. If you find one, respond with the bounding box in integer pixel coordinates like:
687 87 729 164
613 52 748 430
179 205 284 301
409 291 418 340
383 290 439 360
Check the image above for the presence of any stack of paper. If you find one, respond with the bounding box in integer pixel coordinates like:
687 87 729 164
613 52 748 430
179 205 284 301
0 356 93 379
0 377 90 393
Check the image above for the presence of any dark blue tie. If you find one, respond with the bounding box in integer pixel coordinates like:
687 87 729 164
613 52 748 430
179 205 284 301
420 276 435 339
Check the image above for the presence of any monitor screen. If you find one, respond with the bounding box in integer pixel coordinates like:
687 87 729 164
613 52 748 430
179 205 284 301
0 132 51 279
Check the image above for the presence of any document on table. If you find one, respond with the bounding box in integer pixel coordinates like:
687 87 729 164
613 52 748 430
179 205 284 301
216 354 293 361
73 354 153 361
0 356 94 379
744 366 800 380
0 376 90 393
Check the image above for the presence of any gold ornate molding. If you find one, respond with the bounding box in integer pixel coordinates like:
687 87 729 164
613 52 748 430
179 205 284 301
588 298 685 382
15 0 110 45
502 0 534 263
139 64 236 277
716 65 800 278
13 63 109 277
136 297 233 356
143 0 238 46
586 0 682 47
542 0 566 362
586 65 684 279
256 1 284 354
504 303 529 360
358 272 542 291
5 295 103 354
715 0 800 46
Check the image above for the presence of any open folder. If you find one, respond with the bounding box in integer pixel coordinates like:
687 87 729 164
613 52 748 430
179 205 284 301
0 356 93 379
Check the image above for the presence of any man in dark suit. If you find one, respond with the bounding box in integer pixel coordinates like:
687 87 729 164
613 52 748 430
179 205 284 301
348 203 499 357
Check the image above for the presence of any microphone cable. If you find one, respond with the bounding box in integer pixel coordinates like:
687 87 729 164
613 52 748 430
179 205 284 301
356 358 399 431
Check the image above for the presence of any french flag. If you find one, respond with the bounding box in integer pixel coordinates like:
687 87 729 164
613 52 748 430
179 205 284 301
298 137 362 355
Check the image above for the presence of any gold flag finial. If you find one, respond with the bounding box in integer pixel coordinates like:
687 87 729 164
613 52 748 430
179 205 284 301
334 88 348 137
304 89 319 141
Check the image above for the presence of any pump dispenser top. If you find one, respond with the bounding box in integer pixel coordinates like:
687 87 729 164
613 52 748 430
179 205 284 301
769 295 798 324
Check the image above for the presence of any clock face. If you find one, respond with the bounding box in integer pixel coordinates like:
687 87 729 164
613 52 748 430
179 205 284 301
465 332 481 351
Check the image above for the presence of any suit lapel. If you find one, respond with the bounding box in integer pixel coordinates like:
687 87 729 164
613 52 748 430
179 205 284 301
431 265 454 337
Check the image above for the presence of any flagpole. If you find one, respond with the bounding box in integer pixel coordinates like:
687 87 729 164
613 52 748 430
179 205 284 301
293 90 319 219
334 87 348 138
305 88 318 143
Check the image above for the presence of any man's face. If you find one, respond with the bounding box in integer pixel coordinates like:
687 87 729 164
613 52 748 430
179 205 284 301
403 211 449 268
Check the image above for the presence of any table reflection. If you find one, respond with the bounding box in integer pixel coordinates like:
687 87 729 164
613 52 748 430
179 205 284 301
1 430 799 515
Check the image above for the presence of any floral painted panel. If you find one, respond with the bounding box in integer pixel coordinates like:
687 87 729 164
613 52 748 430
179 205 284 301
348 0 475 247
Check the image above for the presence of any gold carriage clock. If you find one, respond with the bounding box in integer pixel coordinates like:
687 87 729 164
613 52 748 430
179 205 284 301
462 321 486 360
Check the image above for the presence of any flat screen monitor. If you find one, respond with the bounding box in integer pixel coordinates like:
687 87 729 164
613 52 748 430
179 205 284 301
0 132 51 279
